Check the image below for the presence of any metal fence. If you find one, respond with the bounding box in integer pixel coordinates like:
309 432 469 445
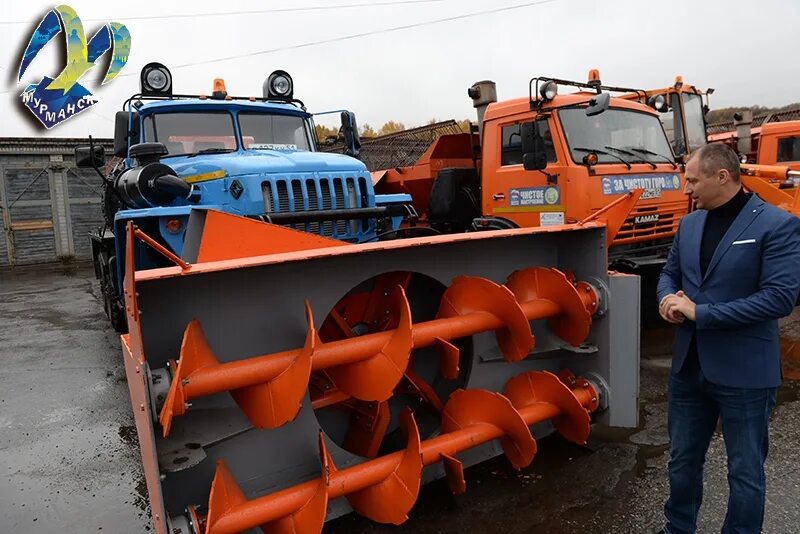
320 120 465 171
0 138 112 267
707 107 800 135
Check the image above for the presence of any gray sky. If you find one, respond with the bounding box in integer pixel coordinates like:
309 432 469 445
2 0 799 138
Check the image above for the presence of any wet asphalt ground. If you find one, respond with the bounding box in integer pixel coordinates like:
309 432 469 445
1 265 799 534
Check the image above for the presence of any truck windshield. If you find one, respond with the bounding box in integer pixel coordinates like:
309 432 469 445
239 113 311 152
682 93 707 153
559 107 674 165
143 111 237 157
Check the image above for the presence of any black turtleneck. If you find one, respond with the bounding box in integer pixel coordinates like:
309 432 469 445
699 187 750 277
682 187 749 374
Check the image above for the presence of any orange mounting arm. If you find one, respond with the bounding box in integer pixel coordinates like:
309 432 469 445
131 226 191 270
578 190 643 247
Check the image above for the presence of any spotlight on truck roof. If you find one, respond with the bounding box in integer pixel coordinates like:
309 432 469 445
648 94 669 113
539 80 558 101
140 63 172 97
264 70 293 99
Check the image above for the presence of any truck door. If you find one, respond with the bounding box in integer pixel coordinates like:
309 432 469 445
483 117 567 228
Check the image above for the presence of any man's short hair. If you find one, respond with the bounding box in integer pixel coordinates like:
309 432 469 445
689 143 741 183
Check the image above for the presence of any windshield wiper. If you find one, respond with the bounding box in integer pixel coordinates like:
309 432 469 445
186 148 235 158
625 147 678 169
573 146 632 170
604 145 653 169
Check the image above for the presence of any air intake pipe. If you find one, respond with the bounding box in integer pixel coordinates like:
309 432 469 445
468 80 497 142
115 163 193 209
116 142 193 209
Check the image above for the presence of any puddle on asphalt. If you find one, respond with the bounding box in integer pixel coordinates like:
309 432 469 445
118 424 151 518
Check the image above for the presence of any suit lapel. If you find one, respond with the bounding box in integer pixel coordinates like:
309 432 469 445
702 195 764 282
691 210 707 283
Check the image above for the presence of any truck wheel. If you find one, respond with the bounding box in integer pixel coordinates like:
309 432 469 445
106 289 128 333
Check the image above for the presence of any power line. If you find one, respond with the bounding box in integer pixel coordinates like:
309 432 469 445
0 0 449 25
2 0 557 94
167 0 558 70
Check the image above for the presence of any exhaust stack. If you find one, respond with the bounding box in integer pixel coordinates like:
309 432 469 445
734 110 753 157
468 80 497 141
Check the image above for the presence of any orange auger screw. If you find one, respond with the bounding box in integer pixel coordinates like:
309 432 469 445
158 268 600 436
197 370 599 534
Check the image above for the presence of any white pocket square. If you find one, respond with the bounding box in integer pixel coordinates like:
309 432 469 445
732 239 756 245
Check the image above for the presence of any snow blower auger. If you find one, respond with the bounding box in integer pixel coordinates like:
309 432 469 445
121 194 641 534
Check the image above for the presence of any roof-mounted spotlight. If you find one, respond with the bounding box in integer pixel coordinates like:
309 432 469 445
264 70 293 100
140 62 172 97
648 94 669 113
539 80 558 101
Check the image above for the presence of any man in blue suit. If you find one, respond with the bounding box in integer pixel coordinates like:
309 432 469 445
657 143 800 534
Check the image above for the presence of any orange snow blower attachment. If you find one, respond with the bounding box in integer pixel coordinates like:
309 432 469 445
740 163 800 217
158 266 597 437
121 195 641 534
202 372 598 534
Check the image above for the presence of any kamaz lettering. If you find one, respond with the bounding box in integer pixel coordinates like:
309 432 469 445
634 213 660 225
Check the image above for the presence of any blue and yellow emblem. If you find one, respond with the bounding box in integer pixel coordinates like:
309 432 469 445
18 5 131 129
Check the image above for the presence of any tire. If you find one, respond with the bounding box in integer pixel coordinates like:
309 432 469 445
108 292 128 333
99 253 128 333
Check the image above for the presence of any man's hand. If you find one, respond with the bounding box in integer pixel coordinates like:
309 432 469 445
666 290 697 322
659 293 686 324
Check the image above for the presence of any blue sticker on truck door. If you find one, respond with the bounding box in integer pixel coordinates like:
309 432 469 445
601 174 681 197
509 186 560 206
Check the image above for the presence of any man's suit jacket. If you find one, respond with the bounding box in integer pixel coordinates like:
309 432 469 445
657 193 800 388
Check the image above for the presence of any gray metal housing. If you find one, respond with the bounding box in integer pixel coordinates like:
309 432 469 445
126 221 640 530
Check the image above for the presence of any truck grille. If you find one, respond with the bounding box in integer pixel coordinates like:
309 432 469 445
613 201 688 245
262 175 371 239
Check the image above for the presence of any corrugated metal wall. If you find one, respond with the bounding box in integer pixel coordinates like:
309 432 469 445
0 139 112 267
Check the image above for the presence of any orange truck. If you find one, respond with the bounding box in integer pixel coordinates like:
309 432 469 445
621 76 800 177
618 75 711 160
373 70 687 270
708 109 800 172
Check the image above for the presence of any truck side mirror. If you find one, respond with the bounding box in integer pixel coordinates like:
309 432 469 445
75 145 105 168
586 92 610 117
340 111 361 158
114 110 140 158
521 121 547 171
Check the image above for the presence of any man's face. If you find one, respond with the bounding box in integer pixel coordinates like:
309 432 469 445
684 158 725 209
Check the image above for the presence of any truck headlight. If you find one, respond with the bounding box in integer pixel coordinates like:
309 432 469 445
540 80 558 101
141 63 172 96
648 94 669 113
265 70 293 99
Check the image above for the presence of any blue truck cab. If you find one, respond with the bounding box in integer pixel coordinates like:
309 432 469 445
76 64 411 331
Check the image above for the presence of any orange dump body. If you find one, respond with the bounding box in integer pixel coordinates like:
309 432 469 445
374 132 477 218
710 121 800 171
